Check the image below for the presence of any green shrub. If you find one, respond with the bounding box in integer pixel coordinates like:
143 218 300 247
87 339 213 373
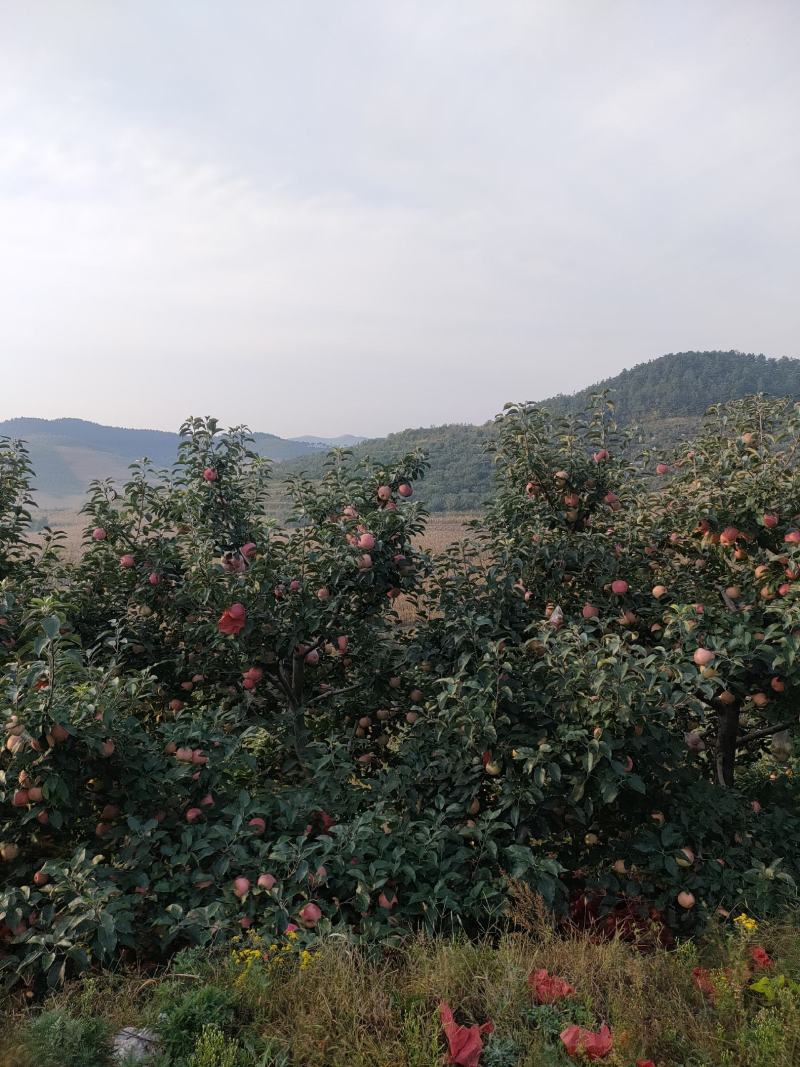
3 399 800 994
186 1025 240 1067
20 1008 112 1067
156 985 238 1063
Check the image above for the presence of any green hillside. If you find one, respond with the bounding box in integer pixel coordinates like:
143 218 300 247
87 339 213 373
0 418 320 504
545 350 800 420
278 351 800 511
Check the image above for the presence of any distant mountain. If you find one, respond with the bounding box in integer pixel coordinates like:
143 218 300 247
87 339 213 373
0 417 321 503
5 351 799 513
290 434 367 448
279 351 800 512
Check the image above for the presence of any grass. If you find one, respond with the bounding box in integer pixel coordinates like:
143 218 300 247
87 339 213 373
3 916 800 1067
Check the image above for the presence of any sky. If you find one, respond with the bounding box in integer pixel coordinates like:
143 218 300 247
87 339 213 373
0 2 798 437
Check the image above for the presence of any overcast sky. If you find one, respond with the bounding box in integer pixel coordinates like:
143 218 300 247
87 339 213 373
0 2 798 437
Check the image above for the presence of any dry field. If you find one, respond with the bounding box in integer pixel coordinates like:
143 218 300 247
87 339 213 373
30 507 478 631
415 512 479 553
31 508 481 566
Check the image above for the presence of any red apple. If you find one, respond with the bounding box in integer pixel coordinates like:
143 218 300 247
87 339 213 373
257 873 276 890
232 876 250 898
248 817 266 834
202 467 218 481
611 579 629 595
119 554 135 568
299 902 322 927
693 647 715 667
398 483 412 497
91 527 107 541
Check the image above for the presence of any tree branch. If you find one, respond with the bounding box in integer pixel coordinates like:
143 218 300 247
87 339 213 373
275 662 296 708
737 721 793 747
306 682 361 709
291 653 305 705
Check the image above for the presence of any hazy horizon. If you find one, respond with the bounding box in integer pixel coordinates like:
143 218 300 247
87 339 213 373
0 348 793 440
1 2 799 436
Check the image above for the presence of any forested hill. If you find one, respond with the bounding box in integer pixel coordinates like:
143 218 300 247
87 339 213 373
290 423 498 514
279 351 800 512
545 351 800 421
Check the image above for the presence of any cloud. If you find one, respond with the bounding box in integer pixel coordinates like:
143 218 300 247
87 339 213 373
0 1 798 435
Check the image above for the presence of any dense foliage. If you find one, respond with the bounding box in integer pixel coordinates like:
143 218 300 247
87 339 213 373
1 396 799 994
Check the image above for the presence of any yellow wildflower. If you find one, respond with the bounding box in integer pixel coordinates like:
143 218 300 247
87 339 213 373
734 913 758 932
